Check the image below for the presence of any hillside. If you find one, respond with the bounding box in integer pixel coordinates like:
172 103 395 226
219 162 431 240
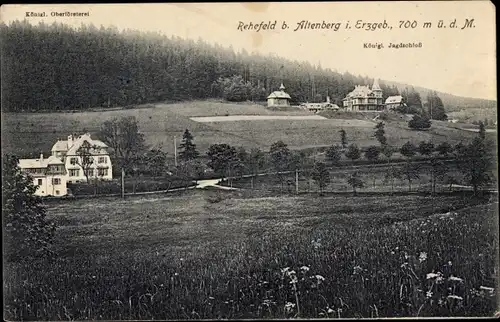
1 101 479 159
382 80 497 110
1 20 495 114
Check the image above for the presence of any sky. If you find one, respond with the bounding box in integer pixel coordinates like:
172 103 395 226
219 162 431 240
1 2 496 100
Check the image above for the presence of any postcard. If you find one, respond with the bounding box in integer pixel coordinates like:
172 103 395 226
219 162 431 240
1 1 497 320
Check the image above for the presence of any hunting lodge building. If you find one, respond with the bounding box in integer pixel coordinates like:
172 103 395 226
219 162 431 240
342 79 385 111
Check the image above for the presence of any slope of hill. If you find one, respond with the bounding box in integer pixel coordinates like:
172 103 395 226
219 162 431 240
1 101 478 159
382 80 497 110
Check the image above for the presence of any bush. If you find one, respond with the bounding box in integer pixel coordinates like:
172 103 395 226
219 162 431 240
409 115 432 130
378 112 390 121
364 145 381 161
436 142 453 156
418 141 435 156
2 154 56 260
67 176 195 196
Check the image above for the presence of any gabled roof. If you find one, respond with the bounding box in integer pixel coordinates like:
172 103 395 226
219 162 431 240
46 156 64 165
19 155 64 169
19 158 47 169
267 90 291 99
51 140 68 152
52 133 109 155
385 95 404 104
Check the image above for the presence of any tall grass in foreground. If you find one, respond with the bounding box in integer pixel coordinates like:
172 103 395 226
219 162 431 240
4 202 498 320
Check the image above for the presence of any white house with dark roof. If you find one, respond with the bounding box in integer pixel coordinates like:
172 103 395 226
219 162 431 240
385 95 406 110
19 133 113 196
18 154 68 197
52 133 113 183
267 83 291 107
342 79 385 111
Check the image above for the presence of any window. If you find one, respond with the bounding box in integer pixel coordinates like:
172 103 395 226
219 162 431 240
70 157 78 165
32 168 45 175
52 178 61 185
69 169 80 177
55 190 60 195
98 168 108 177
37 179 42 186
87 169 94 177
98 156 107 164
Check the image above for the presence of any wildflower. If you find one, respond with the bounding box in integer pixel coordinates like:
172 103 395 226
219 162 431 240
426 291 433 298
315 275 325 283
289 275 298 284
480 286 495 294
448 276 463 283
174 272 179 276
426 272 442 280
353 265 363 275
300 265 310 272
480 286 494 292
284 302 296 313
448 261 453 266
312 239 322 249
447 295 463 300
418 252 427 263
327 308 335 314
281 267 290 274
92 275 96 279
208 296 215 300
391 251 395 255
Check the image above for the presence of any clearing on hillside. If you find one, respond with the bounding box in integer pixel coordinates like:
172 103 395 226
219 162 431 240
1 100 478 158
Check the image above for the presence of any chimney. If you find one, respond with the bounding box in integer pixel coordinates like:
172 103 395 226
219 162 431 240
68 134 73 148
326 96 330 103
40 153 44 161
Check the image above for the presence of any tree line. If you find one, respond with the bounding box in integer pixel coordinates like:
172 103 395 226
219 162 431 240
2 20 443 117
92 116 493 196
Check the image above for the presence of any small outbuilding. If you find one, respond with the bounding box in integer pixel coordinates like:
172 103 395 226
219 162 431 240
385 95 406 110
267 83 291 108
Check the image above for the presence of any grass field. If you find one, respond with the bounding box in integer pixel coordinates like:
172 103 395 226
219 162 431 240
1 100 479 158
447 108 497 124
3 190 498 319
230 162 465 194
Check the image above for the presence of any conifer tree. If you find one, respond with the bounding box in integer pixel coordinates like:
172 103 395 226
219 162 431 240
179 129 199 162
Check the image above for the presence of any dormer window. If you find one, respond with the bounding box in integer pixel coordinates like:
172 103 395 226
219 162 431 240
70 157 78 165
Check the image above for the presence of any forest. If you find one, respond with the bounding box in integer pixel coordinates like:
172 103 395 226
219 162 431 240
0 20 493 113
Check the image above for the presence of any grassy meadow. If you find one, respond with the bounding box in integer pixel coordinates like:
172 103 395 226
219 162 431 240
3 190 498 319
1 100 478 159
230 162 467 194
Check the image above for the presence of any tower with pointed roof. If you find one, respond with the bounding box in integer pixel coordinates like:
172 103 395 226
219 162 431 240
372 78 382 99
